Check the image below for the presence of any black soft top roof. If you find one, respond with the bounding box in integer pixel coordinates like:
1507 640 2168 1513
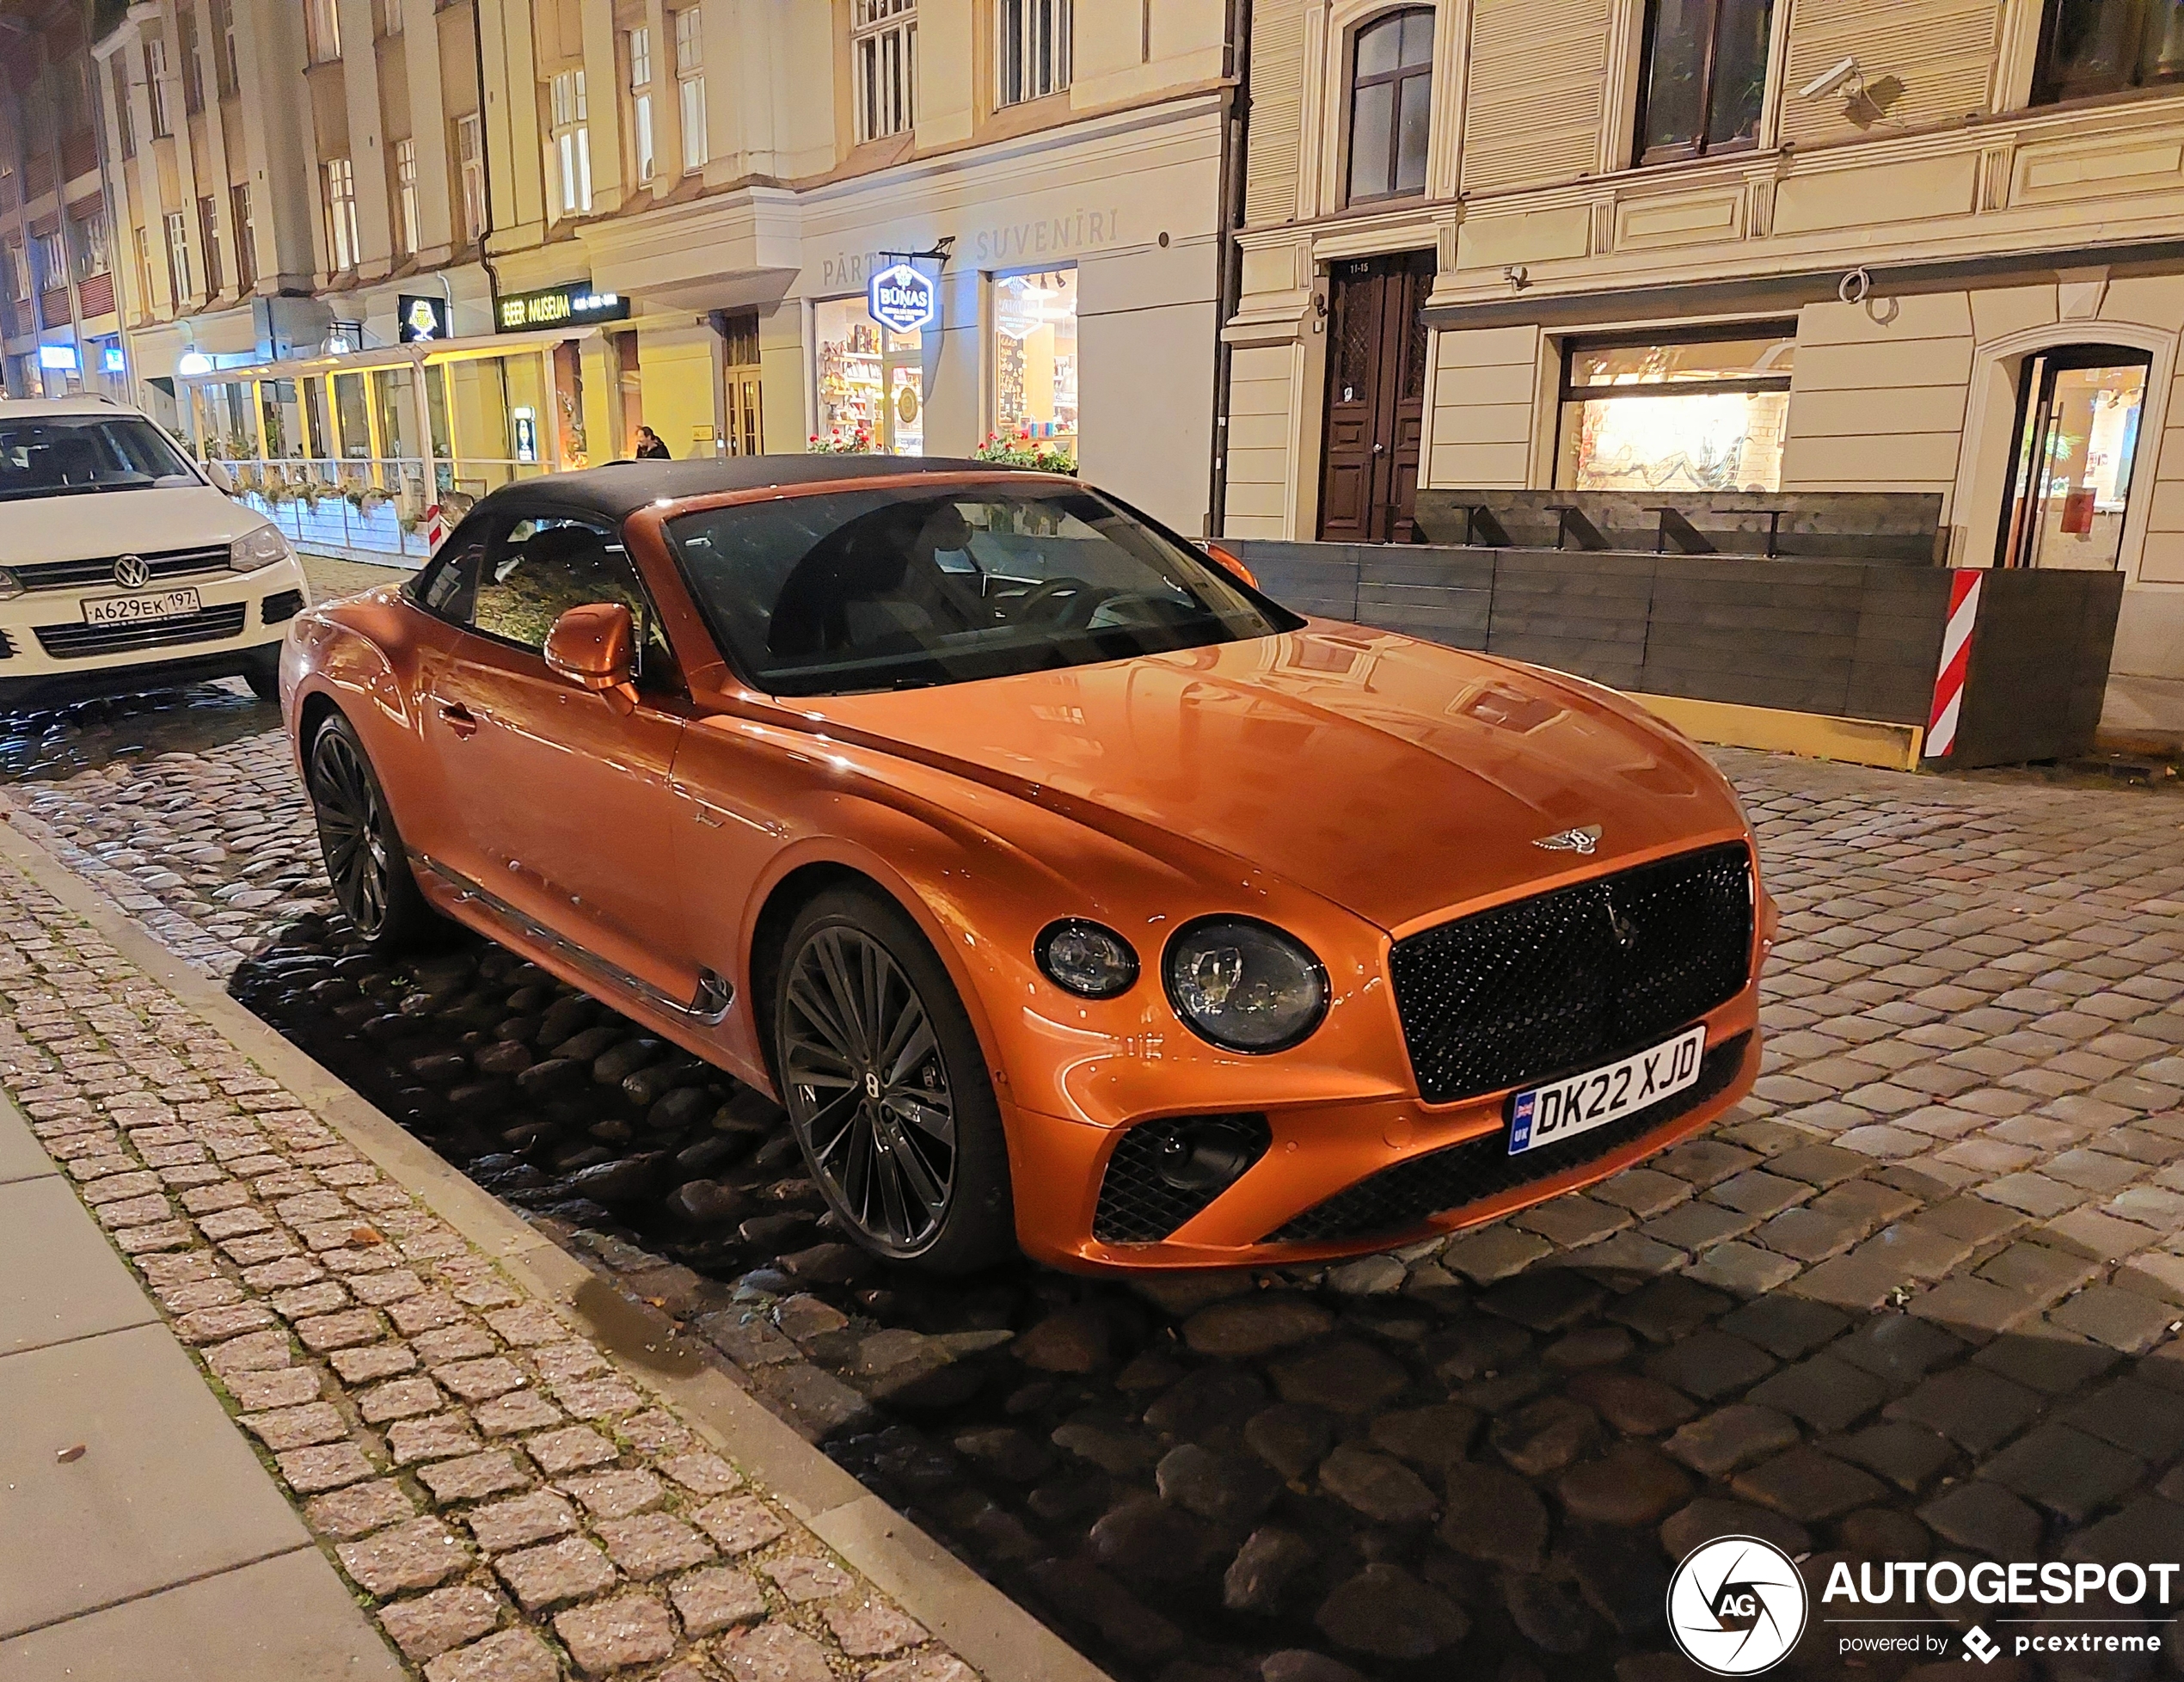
471 455 1052 525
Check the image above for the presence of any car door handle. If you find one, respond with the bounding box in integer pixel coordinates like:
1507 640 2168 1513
438 701 479 739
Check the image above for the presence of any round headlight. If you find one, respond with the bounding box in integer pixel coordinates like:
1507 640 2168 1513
1036 918 1140 999
1163 917 1328 1053
230 525 292 573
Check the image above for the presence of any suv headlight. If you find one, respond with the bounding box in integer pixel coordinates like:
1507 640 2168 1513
1163 917 1328 1053
0 568 20 600
230 525 291 573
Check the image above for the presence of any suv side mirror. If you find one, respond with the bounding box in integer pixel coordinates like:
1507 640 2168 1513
204 459 236 496
544 603 637 699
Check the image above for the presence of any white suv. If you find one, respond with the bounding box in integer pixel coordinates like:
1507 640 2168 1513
0 396 311 709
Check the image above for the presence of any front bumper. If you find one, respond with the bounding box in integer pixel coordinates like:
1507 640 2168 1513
1009 988 1763 1274
0 563 305 709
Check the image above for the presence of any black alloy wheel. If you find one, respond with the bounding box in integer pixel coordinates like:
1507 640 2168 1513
775 889 1013 1271
306 713 435 952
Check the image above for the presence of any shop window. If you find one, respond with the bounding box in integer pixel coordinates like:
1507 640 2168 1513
629 28 655 183
1555 324 1794 493
855 0 917 142
675 10 708 172
2033 0 2184 102
197 194 222 295
325 157 359 272
232 185 256 290
815 294 926 455
1998 345 2150 569
1634 0 1773 166
457 115 488 245
306 0 341 64
163 209 191 302
550 71 592 218
395 139 420 257
147 39 172 138
992 268 1077 455
998 0 1070 107
1346 9 1434 205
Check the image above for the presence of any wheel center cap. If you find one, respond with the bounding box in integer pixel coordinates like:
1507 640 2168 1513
864 1071 882 1101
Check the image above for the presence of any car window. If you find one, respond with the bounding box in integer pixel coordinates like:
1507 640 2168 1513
412 529 486 623
471 515 678 690
662 483 1298 697
0 414 199 502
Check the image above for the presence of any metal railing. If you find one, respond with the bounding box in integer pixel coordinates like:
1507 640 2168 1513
212 457 552 561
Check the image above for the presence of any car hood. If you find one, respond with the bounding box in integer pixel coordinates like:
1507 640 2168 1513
794 624 1749 933
0 485 259 564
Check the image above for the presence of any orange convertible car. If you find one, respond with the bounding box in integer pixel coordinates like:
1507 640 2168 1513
282 457 1774 1274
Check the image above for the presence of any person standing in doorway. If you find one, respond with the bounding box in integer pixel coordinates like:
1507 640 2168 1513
634 426 672 459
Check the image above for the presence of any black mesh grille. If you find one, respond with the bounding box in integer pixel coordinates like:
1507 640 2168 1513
34 603 248 659
1268 1032 1751 1244
0 627 13 659
1391 842 1753 1106
1094 1114 1273 1243
261 589 304 625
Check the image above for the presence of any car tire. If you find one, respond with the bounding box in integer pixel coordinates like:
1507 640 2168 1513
773 886 1015 1274
305 711 438 954
243 651 281 703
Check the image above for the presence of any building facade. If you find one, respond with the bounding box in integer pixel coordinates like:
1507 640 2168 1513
0 1 131 404
1225 0 2184 731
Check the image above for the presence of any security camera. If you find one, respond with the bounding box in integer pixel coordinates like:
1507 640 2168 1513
1799 56 1865 101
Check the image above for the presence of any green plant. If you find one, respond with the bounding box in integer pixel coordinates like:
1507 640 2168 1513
973 433 1076 474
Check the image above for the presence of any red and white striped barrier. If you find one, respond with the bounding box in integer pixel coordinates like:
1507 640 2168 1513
422 504 449 554
1924 569 1983 759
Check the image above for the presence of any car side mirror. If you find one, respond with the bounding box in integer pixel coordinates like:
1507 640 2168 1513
544 603 638 701
1202 542 1258 588
203 459 236 496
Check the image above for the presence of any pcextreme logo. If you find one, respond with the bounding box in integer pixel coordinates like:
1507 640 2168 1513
1667 1537 1809 1675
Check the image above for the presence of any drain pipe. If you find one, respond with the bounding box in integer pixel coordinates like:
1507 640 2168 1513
469 0 505 317
1205 0 1252 539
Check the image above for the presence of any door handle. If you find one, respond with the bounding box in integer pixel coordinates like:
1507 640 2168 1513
438 701 479 739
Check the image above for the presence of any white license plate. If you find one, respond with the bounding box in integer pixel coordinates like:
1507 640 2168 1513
1508 1025 1708 1156
82 587 201 626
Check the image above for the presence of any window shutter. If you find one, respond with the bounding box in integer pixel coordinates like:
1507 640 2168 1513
1777 0 2003 149
1461 0 1616 194
1244 0 1305 225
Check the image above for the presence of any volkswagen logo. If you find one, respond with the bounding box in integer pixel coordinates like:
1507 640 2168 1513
112 554 150 590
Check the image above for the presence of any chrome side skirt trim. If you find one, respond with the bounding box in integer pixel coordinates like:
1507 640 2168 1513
410 850 733 1027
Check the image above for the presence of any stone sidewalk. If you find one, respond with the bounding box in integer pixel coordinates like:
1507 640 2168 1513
0 844 996 1682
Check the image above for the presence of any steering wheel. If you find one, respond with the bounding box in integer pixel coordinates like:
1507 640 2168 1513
1012 576 1111 629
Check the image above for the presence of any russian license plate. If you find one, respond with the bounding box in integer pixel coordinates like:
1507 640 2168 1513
82 587 201 626
1508 1025 1708 1156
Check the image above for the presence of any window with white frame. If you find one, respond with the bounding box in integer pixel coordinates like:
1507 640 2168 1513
305 0 341 64
628 27 654 183
163 209 191 301
997 0 1070 106
113 61 133 157
69 208 108 282
380 0 404 34
674 9 707 172
394 138 420 255
324 157 359 271
198 194 222 294
212 0 238 95
231 184 255 289
147 39 172 138
457 114 487 244
3 242 28 303
549 69 592 217
854 0 917 142
30 230 62 293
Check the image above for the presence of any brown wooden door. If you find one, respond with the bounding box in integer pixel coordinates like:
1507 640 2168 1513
1318 250 1433 543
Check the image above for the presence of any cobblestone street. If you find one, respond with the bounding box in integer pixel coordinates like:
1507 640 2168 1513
9 675 2184 1680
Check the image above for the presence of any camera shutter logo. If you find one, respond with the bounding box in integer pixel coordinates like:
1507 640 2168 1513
113 554 150 590
1667 1537 1808 1676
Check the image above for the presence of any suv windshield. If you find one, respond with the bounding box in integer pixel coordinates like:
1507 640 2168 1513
0 414 199 503
665 482 1298 696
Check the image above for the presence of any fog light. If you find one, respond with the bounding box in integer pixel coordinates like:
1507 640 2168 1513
1144 1114 1267 1193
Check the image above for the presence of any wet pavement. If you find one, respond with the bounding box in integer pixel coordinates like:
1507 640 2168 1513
9 664 2184 1682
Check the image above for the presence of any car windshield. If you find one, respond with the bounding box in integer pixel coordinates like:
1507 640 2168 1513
664 482 1298 696
0 414 199 503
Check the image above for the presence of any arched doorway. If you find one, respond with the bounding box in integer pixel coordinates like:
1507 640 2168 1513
1997 342 2152 570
